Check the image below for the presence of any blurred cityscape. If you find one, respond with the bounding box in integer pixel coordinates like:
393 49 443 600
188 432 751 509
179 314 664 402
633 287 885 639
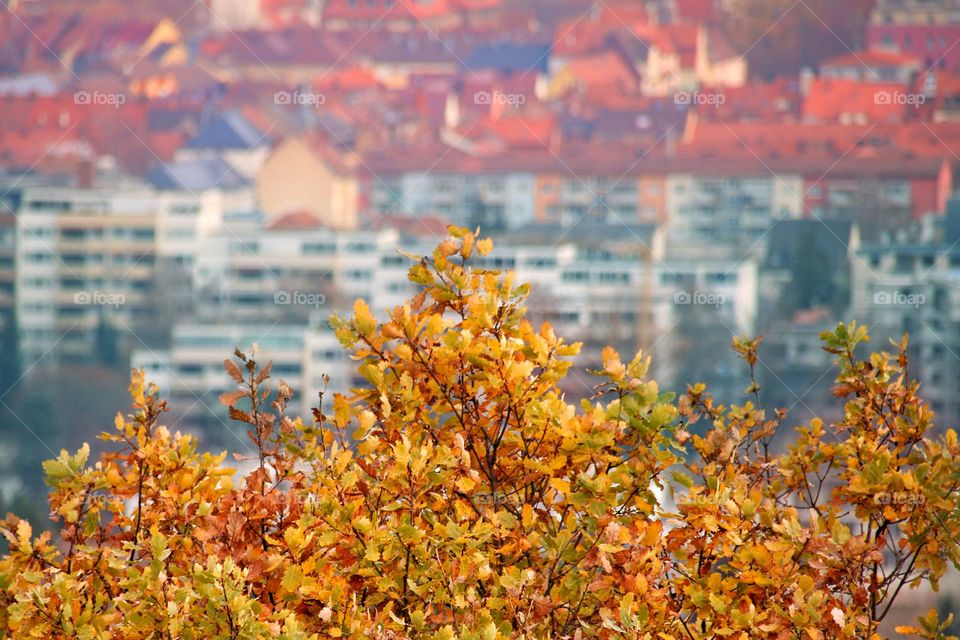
1 0 960 626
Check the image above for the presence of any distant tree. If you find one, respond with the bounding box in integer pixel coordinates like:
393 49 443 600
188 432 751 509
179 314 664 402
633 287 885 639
3 390 58 492
939 596 960 636
0 309 21 397
146 257 195 349
721 0 875 79
0 231 958 639
780 228 848 316
94 311 120 366
669 300 745 402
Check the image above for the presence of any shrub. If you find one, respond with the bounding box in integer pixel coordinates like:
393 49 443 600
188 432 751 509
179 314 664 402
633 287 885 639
1 229 958 639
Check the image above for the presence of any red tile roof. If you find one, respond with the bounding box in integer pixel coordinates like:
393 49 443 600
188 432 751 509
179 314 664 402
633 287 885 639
369 213 452 236
675 0 719 23
563 50 640 93
802 78 910 122
704 79 802 122
323 0 453 22
267 210 324 230
452 0 502 10
821 49 921 69
553 4 650 57
314 65 381 91
634 23 699 67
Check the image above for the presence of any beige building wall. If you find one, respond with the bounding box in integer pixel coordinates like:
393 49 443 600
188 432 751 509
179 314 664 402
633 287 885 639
256 138 359 229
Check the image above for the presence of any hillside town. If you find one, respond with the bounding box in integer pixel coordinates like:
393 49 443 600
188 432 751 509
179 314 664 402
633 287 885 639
2 0 960 627
2 0 960 424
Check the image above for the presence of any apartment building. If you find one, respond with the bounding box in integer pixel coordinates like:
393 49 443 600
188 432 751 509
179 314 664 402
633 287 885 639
0 211 14 341
366 170 538 230
664 164 805 253
363 143 673 230
869 0 960 71
133 322 354 437
14 183 252 364
370 156 910 254
192 220 413 323
133 216 760 429
871 0 960 22
850 205 960 423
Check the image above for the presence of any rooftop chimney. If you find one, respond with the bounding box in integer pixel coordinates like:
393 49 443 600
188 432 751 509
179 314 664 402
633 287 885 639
799 67 814 97
76 158 95 189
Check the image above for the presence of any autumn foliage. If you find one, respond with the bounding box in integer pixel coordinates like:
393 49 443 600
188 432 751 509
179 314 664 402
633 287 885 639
1 229 959 639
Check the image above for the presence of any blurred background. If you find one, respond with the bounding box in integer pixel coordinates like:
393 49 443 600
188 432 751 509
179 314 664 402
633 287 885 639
0 0 958 629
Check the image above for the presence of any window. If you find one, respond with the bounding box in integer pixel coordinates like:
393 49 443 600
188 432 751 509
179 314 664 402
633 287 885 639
274 364 300 376
597 272 629 284
29 200 71 212
524 257 557 268
562 271 588 283
303 242 335 255
229 241 259 254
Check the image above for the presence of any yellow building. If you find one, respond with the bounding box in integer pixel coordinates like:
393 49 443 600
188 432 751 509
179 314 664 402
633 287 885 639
256 137 360 230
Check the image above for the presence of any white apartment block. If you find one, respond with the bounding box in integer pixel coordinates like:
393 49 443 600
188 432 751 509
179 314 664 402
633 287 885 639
15 184 253 364
133 218 759 429
191 226 415 323
555 177 644 225
133 323 354 437
368 172 538 229
367 171 661 230
851 233 960 422
664 173 805 252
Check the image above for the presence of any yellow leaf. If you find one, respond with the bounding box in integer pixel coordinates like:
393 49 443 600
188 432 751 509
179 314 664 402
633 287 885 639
333 394 350 429
481 621 496 640
462 233 475 259
353 298 376 335
522 504 534 529
355 410 376 439
550 478 571 495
